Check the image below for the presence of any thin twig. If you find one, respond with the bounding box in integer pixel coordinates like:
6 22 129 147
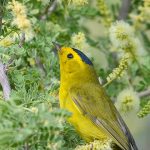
138 89 150 98
5 56 15 71
118 0 131 20
23 142 29 150
35 57 46 76
40 0 57 20
0 6 3 34
19 32 25 48
0 61 11 100
90 143 93 150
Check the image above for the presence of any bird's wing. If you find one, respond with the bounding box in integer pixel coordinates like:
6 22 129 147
113 107 138 150
69 83 138 150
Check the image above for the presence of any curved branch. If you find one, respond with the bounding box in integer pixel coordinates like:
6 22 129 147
0 61 11 100
35 57 46 77
0 6 3 34
138 89 150 98
118 0 131 20
40 0 57 20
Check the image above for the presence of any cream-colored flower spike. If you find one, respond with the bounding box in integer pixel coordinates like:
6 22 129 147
109 21 145 59
75 139 112 150
7 0 34 41
138 101 150 118
71 32 86 49
104 53 130 87
69 0 88 6
97 0 112 27
115 88 140 114
109 21 134 48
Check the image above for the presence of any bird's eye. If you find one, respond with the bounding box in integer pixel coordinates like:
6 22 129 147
67 53 73 59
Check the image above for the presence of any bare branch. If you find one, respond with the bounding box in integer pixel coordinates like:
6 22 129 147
40 0 57 20
0 6 3 33
4 56 15 72
138 89 150 98
35 57 46 77
90 144 93 150
19 32 25 48
118 0 131 20
0 61 11 100
23 142 30 150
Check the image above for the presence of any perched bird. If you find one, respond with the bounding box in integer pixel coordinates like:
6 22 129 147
53 42 138 150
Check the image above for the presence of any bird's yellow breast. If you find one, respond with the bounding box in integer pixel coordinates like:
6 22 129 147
59 87 108 142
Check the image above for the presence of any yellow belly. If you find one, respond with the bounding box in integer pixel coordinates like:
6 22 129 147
60 95 108 142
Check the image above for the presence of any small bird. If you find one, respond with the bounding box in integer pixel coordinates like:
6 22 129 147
53 42 138 150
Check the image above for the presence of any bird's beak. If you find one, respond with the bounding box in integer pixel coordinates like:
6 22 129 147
52 42 61 51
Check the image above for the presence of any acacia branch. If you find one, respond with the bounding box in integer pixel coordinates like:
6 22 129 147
40 0 57 20
19 32 25 48
0 61 11 100
118 0 131 20
138 89 150 98
35 57 46 77
23 142 29 150
0 5 11 100
0 6 3 34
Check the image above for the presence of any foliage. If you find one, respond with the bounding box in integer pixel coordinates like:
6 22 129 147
0 0 150 149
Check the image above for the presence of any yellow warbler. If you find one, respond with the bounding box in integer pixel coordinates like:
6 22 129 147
53 42 138 150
